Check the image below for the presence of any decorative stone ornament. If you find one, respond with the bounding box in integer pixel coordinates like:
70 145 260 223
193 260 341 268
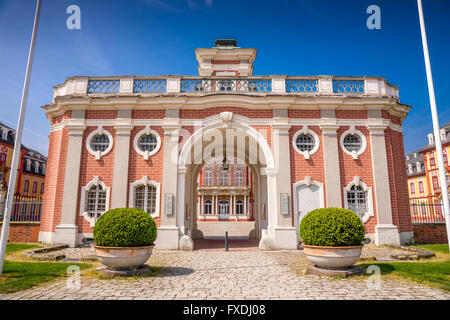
86 126 114 160
220 112 233 128
292 126 320 159
340 126 367 160
133 126 161 160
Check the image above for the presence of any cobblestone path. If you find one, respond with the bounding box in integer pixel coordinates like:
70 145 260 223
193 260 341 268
1 250 449 300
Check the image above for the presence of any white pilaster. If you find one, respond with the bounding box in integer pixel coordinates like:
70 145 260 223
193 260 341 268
56 118 86 247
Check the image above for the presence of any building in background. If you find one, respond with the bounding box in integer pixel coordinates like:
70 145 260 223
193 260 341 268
0 122 47 199
407 122 450 205
406 123 449 244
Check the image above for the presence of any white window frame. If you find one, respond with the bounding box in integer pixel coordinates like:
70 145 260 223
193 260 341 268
86 126 114 160
204 168 213 186
292 126 320 159
34 161 39 173
340 126 367 160
235 167 243 186
204 199 212 214
133 126 161 160
236 199 244 215
129 176 161 218
220 168 229 186
1 129 7 140
80 176 111 227
26 159 31 171
343 176 374 223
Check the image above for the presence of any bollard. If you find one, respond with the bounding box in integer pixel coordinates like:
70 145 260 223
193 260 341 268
225 231 229 251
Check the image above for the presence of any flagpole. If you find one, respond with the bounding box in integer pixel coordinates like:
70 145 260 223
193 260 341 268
417 0 450 250
0 0 42 275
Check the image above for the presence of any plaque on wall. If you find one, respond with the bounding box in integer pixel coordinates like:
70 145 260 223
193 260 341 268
280 193 289 215
165 193 173 215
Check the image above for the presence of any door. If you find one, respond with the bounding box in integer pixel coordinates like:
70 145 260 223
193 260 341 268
295 184 321 243
219 200 230 219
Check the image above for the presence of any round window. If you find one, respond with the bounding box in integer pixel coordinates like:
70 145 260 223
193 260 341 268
90 134 110 152
296 134 315 152
138 134 158 152
343 134 362 152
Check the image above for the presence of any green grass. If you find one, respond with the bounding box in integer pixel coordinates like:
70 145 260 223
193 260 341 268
1 242 92 294
1 261 92 294
5 243 42 255
413 244 449 254
360 260 450 292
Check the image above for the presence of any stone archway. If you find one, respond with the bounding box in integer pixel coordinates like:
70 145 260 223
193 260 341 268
155 112 298 251
176 112 277 250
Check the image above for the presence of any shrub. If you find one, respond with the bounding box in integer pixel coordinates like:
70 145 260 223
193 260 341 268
299 207 365 246
93 208 157 247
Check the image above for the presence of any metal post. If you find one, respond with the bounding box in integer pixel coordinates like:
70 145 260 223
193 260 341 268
417 0 450 250
225 231 229 251
0 0 42 275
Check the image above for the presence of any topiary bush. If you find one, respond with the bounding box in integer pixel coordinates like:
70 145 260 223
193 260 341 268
93 208 157 247
299 207 365 247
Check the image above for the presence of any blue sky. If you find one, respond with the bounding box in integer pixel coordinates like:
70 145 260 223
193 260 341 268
0 0 449 155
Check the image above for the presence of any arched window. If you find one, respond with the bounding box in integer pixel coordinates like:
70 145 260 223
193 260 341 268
219 200 230 215
129 176 161 218
204 199 212 214
134 184 157 215
85 185 107 220
346 185 367 219
80 177 111 226
235 167 243 186
236 200 244 215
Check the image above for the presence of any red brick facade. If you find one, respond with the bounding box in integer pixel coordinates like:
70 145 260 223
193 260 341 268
39 107 412 243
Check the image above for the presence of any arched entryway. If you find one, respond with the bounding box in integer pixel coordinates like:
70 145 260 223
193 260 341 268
176 113 276 250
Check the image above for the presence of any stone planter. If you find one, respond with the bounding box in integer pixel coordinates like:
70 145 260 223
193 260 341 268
303 244 363 270
94 245 154 270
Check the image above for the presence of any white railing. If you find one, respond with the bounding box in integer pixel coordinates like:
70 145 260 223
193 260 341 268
52 75 399 100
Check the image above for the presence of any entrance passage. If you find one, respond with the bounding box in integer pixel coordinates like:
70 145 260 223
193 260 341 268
193 238 260 251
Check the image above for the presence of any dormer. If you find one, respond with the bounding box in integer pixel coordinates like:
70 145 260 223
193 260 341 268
1 128 7 140
427 133 434 145
408 163 413 174
195 39 257 77
416 162 422 173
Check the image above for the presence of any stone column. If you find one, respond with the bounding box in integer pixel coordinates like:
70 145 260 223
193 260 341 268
271 116 297 250
177 167 193 250
368 111 400 245
155 112 181 250
55 111 86 247
244 195 247 215
111 109 133 209
320 109 342 207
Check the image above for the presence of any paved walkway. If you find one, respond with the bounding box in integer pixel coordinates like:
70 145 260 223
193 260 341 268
1 249 449 300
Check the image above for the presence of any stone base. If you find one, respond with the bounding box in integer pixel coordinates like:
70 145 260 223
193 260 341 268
54 224 78 248
155 226 179 250
96 265 152 278
375 224 400 246
273 227 298 250
306 265 364 277
179 234 194 251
